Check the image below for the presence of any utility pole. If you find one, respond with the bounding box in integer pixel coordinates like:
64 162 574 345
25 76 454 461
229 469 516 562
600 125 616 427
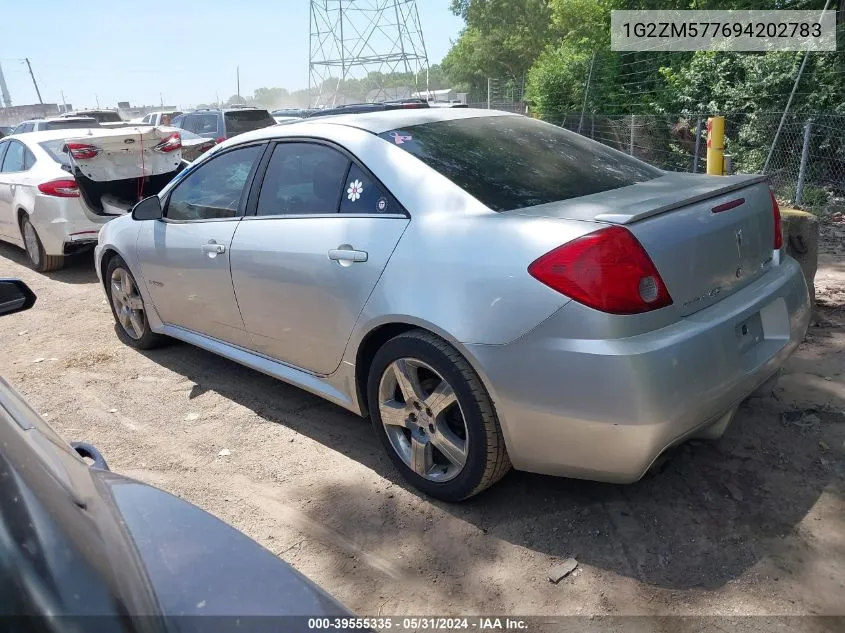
236 66 240 100
60 90 68 113
0 61 12 107
95 94 100 108
24 58 43 104
160 92 164 107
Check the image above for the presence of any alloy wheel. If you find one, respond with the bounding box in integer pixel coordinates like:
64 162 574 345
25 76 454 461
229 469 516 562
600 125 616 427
23 221 41 267
110 268 146 340
378 358 469 482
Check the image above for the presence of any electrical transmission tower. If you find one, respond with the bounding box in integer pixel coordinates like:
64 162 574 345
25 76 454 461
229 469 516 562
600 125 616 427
309 0 431 107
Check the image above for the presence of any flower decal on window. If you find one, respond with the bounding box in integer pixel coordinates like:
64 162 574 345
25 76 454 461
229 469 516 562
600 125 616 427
347 179 364 202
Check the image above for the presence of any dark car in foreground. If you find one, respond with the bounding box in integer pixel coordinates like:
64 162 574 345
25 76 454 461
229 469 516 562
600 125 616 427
0 279 354 631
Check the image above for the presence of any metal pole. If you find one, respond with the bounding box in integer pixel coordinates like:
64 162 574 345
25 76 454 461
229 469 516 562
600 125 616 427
0 62 12 107
578 52 596 135
763 0 832 174
629 114 635 155
795 118 813 206
237 66 240 100
487 78 492 110
24 58 43 104
706 116 726 176
692 116 703 173
60 90 67 113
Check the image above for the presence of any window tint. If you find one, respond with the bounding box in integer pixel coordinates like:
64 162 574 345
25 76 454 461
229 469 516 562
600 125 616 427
192 114 220 135
256 143 349 216
0 142 9 168
380 116 663 212
21 123 34 133
166 145 262 221
224 110 276 136
339 164 398 215
1 141 26 172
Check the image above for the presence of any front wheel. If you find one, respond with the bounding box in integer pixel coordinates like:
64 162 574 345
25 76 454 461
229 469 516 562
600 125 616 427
105 255 165 350
367 330 511 501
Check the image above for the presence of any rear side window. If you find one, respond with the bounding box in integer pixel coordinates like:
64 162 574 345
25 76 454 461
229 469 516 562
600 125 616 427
1 141 26 172
380 115 663 212
191 114 220 135
22 147 36 170
339 164 398 215
256 143 349 216
224 110 276 137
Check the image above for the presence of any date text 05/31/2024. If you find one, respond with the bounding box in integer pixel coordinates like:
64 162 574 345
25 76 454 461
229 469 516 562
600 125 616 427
307 617 529 630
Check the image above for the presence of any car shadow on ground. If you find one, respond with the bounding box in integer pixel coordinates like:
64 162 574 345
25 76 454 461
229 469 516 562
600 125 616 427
0 242 98 285
139 321 843 591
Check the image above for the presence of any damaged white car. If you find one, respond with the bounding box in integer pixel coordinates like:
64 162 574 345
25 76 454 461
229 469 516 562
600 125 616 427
0 126 188 271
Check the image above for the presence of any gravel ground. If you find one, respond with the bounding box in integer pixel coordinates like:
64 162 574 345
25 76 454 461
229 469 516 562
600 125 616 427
1 241 844 628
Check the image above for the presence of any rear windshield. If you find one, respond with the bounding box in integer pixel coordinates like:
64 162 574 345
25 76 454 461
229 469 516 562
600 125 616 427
379 115 663 211
44 119 100 130
224 110 276 136
85 111 122 123
39 140 71 168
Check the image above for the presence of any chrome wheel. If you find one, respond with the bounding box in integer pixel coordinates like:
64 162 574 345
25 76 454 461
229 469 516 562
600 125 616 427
23 220 41 267
110 268 145 340
378 358 468 482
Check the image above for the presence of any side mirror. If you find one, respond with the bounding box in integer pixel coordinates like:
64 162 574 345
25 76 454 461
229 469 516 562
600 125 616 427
131 195 163 221
0 279 36 316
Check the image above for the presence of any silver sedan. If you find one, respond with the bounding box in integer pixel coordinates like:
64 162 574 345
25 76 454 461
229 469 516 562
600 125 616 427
95 109 811 501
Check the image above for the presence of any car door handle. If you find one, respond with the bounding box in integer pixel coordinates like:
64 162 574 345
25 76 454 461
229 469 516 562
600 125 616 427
202 241 226 255
328 248 367 263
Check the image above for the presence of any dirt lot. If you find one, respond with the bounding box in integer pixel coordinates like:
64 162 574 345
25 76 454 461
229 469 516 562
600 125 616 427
1 239 844 627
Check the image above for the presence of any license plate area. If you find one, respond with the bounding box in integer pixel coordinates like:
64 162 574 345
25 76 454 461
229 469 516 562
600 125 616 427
736 312 764 354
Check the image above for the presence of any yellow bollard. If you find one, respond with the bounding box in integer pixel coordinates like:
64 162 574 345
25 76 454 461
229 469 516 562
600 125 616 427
706 116 725 176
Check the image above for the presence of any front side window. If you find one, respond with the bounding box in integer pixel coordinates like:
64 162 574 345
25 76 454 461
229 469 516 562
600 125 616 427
1 141 27 173
256 143 349 216
380 115 663 212
166 145 262 221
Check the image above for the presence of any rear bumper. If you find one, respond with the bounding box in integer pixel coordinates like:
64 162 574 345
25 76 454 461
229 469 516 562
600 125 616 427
33 196 113 257
466 255 811 483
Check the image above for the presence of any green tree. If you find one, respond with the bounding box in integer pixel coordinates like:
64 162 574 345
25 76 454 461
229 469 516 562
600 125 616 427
443 0 553 92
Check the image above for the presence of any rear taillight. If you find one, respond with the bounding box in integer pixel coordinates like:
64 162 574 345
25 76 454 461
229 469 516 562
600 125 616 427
38 178 80 198
215 137 226 144
528 226 673 315
65 142 101 160
770 191 783 250
153 132 182 153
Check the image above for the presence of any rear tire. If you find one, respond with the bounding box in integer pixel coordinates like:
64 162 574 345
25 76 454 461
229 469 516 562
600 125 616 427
20 215 64 273
367 330 511 501
105 255 165 350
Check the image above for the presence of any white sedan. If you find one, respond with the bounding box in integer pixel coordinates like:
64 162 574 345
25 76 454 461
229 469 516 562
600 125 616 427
0 128 185 271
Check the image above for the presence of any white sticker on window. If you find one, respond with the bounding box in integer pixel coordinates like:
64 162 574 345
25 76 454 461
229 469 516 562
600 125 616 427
347 179 364 202
377 197 387 212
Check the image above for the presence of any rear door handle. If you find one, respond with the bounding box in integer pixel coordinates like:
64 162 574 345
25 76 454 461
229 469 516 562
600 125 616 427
328 248 367 263
202 240 226 256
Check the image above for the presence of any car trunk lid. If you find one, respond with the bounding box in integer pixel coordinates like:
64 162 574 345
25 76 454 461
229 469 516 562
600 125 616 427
64 126 183 182
510 173 777 316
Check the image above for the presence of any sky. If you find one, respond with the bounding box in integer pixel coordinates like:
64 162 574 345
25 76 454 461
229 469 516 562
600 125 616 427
0 0 464 110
